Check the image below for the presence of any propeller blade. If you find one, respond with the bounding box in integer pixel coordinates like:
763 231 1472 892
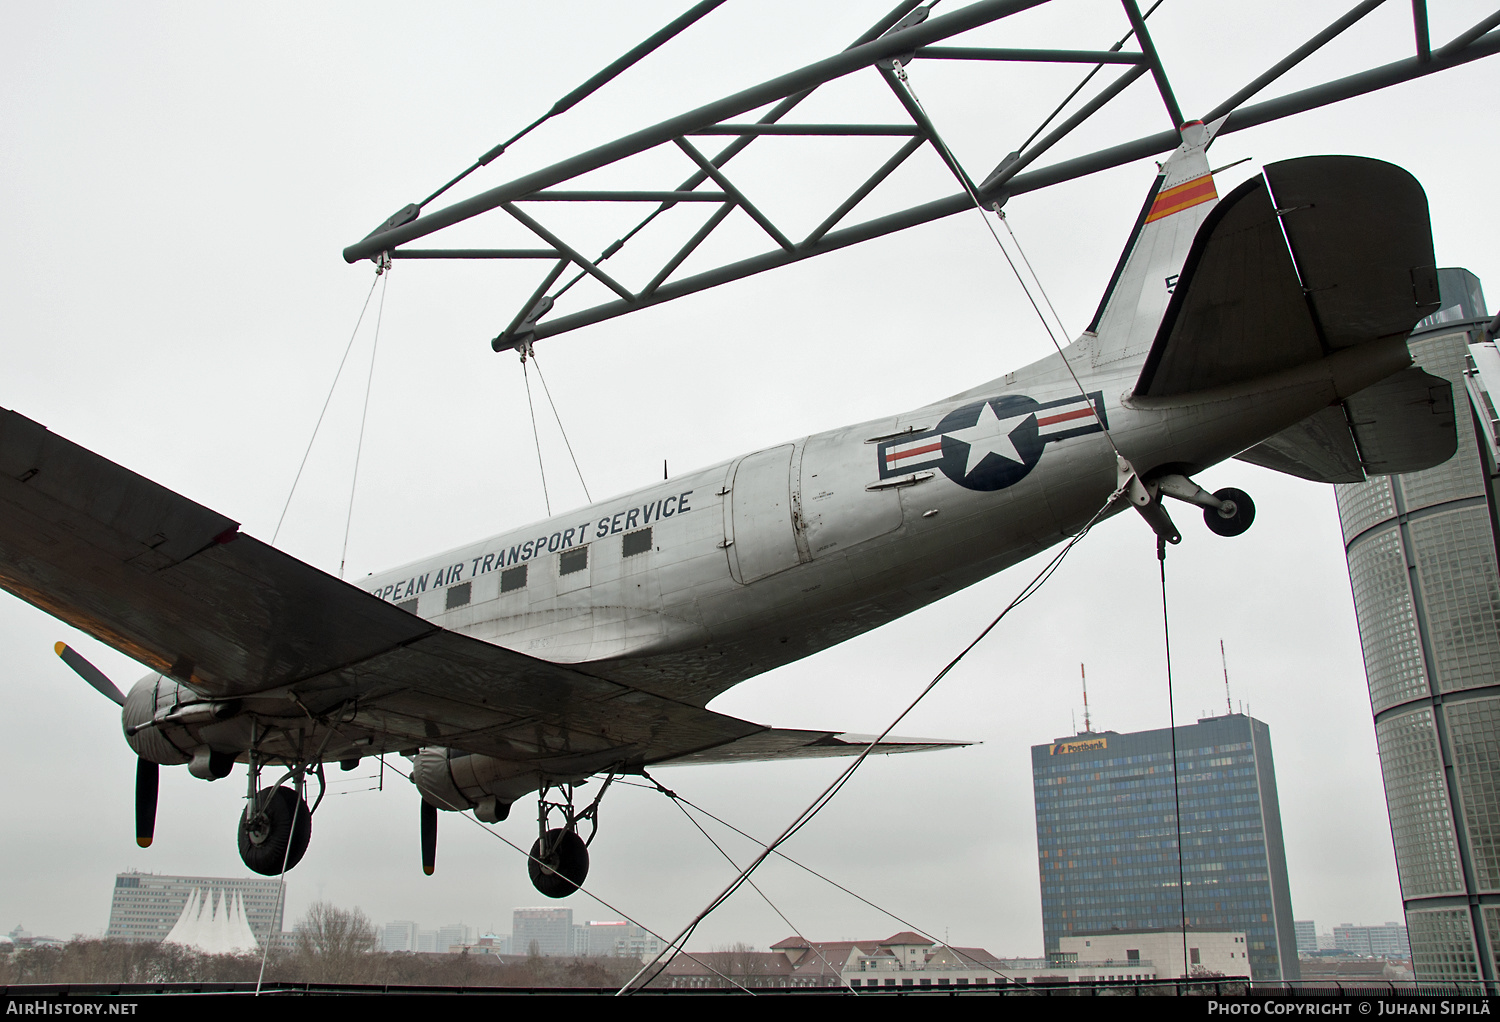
136 759 158 848
55 642 125 706
420 799 437 876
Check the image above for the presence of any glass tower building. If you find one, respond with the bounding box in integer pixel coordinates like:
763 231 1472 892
1032 714 1299 981
1334 268 1500 985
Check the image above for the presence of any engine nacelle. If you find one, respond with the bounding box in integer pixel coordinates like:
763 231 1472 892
411 748 552 820
122 674 241 767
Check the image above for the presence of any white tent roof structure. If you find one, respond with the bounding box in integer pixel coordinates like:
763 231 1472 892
163 888 258 955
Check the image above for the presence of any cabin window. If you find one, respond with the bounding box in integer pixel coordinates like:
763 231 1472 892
395 598 418 615
622 526 653 557
500 565 527 593
559 546 589 575
445 582 471 610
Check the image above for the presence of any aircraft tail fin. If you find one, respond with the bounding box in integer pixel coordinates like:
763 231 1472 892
1132 156 1439 400
1079 120 1221 370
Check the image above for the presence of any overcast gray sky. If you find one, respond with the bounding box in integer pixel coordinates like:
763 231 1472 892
2 1 1498 953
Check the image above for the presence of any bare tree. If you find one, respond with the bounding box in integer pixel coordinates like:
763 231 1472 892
292 901 377 982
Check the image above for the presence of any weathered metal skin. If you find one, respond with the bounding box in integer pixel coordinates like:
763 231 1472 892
410 746 600 814
122 674 258 767
360 329 1410 711
122 677 191 765
356 135 1435 714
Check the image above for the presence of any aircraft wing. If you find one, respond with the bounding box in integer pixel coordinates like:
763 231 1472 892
0 407 963 770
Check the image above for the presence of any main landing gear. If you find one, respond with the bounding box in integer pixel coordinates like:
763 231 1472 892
1119 460 1256 544
238 754 321 876
528 777 615 898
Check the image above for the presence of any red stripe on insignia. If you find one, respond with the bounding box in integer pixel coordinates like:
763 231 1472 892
886 441 943 465
1144 174 1217 224
1036 407 1095 427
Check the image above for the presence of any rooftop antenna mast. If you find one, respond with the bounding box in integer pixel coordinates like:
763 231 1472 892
1220 638 1233 715
1080 663 1092 734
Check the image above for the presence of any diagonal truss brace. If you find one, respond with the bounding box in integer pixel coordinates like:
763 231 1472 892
340 0 1500 352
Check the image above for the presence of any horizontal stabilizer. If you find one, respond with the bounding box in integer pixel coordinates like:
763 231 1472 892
1344 367 1456 475
1136 156 1439 399
1235 367 1456 481
652 729 971 767
1235 406 1364 484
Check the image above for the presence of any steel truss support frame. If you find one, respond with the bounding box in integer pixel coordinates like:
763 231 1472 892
340 0 1500 350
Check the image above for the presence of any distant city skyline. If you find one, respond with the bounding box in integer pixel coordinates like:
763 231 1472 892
4 2 1497 953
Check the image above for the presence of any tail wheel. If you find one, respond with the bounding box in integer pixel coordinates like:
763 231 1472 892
238 786 312 876
528 827 589 898
1204 487 1255 537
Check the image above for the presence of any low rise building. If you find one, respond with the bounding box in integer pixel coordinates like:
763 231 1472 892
576 920 663 960
1331 923 1411 959
1058 929 1250 978
655 932 1229 989
104 871 284 945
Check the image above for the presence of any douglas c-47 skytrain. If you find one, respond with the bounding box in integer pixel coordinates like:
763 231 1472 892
0 117 1456 897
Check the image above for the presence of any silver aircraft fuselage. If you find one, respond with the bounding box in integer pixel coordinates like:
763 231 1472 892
359 328 1406 707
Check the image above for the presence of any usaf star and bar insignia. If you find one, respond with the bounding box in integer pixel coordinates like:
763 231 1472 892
876 391 1108 492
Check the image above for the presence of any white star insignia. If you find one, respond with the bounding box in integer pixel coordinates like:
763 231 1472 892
942 402 1035 476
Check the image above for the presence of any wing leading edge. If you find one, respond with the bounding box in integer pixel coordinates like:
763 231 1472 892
0 407 968 769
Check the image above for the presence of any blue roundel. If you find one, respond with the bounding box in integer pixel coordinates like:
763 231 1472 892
934 395 1044 491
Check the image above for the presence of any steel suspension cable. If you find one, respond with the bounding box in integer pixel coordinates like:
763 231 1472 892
1159 536 1191 979
529 352 592 503
890 66 1126 463
630 772 1010 983
648 776 856 992
621 485 1128 994
520 356 552 516
1018 0 1166 153
339 266 390 579
363 756 753 993
272 273 381 546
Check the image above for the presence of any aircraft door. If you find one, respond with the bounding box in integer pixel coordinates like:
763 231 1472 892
725 444 804 584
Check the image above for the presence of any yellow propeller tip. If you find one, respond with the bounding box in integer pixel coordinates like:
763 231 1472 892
54 641 67 656
422 866 434 876
136 837 153 848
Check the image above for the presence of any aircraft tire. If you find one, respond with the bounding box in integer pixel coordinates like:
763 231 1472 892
238 786 313 876
528 827 588 898
1204 487 1255 537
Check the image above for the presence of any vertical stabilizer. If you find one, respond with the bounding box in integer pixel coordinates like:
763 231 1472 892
1084 121 1221 368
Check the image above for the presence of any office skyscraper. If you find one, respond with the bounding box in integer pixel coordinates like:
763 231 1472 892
1032 714 1298 981
1334 268 1500 984
513 907 573 957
